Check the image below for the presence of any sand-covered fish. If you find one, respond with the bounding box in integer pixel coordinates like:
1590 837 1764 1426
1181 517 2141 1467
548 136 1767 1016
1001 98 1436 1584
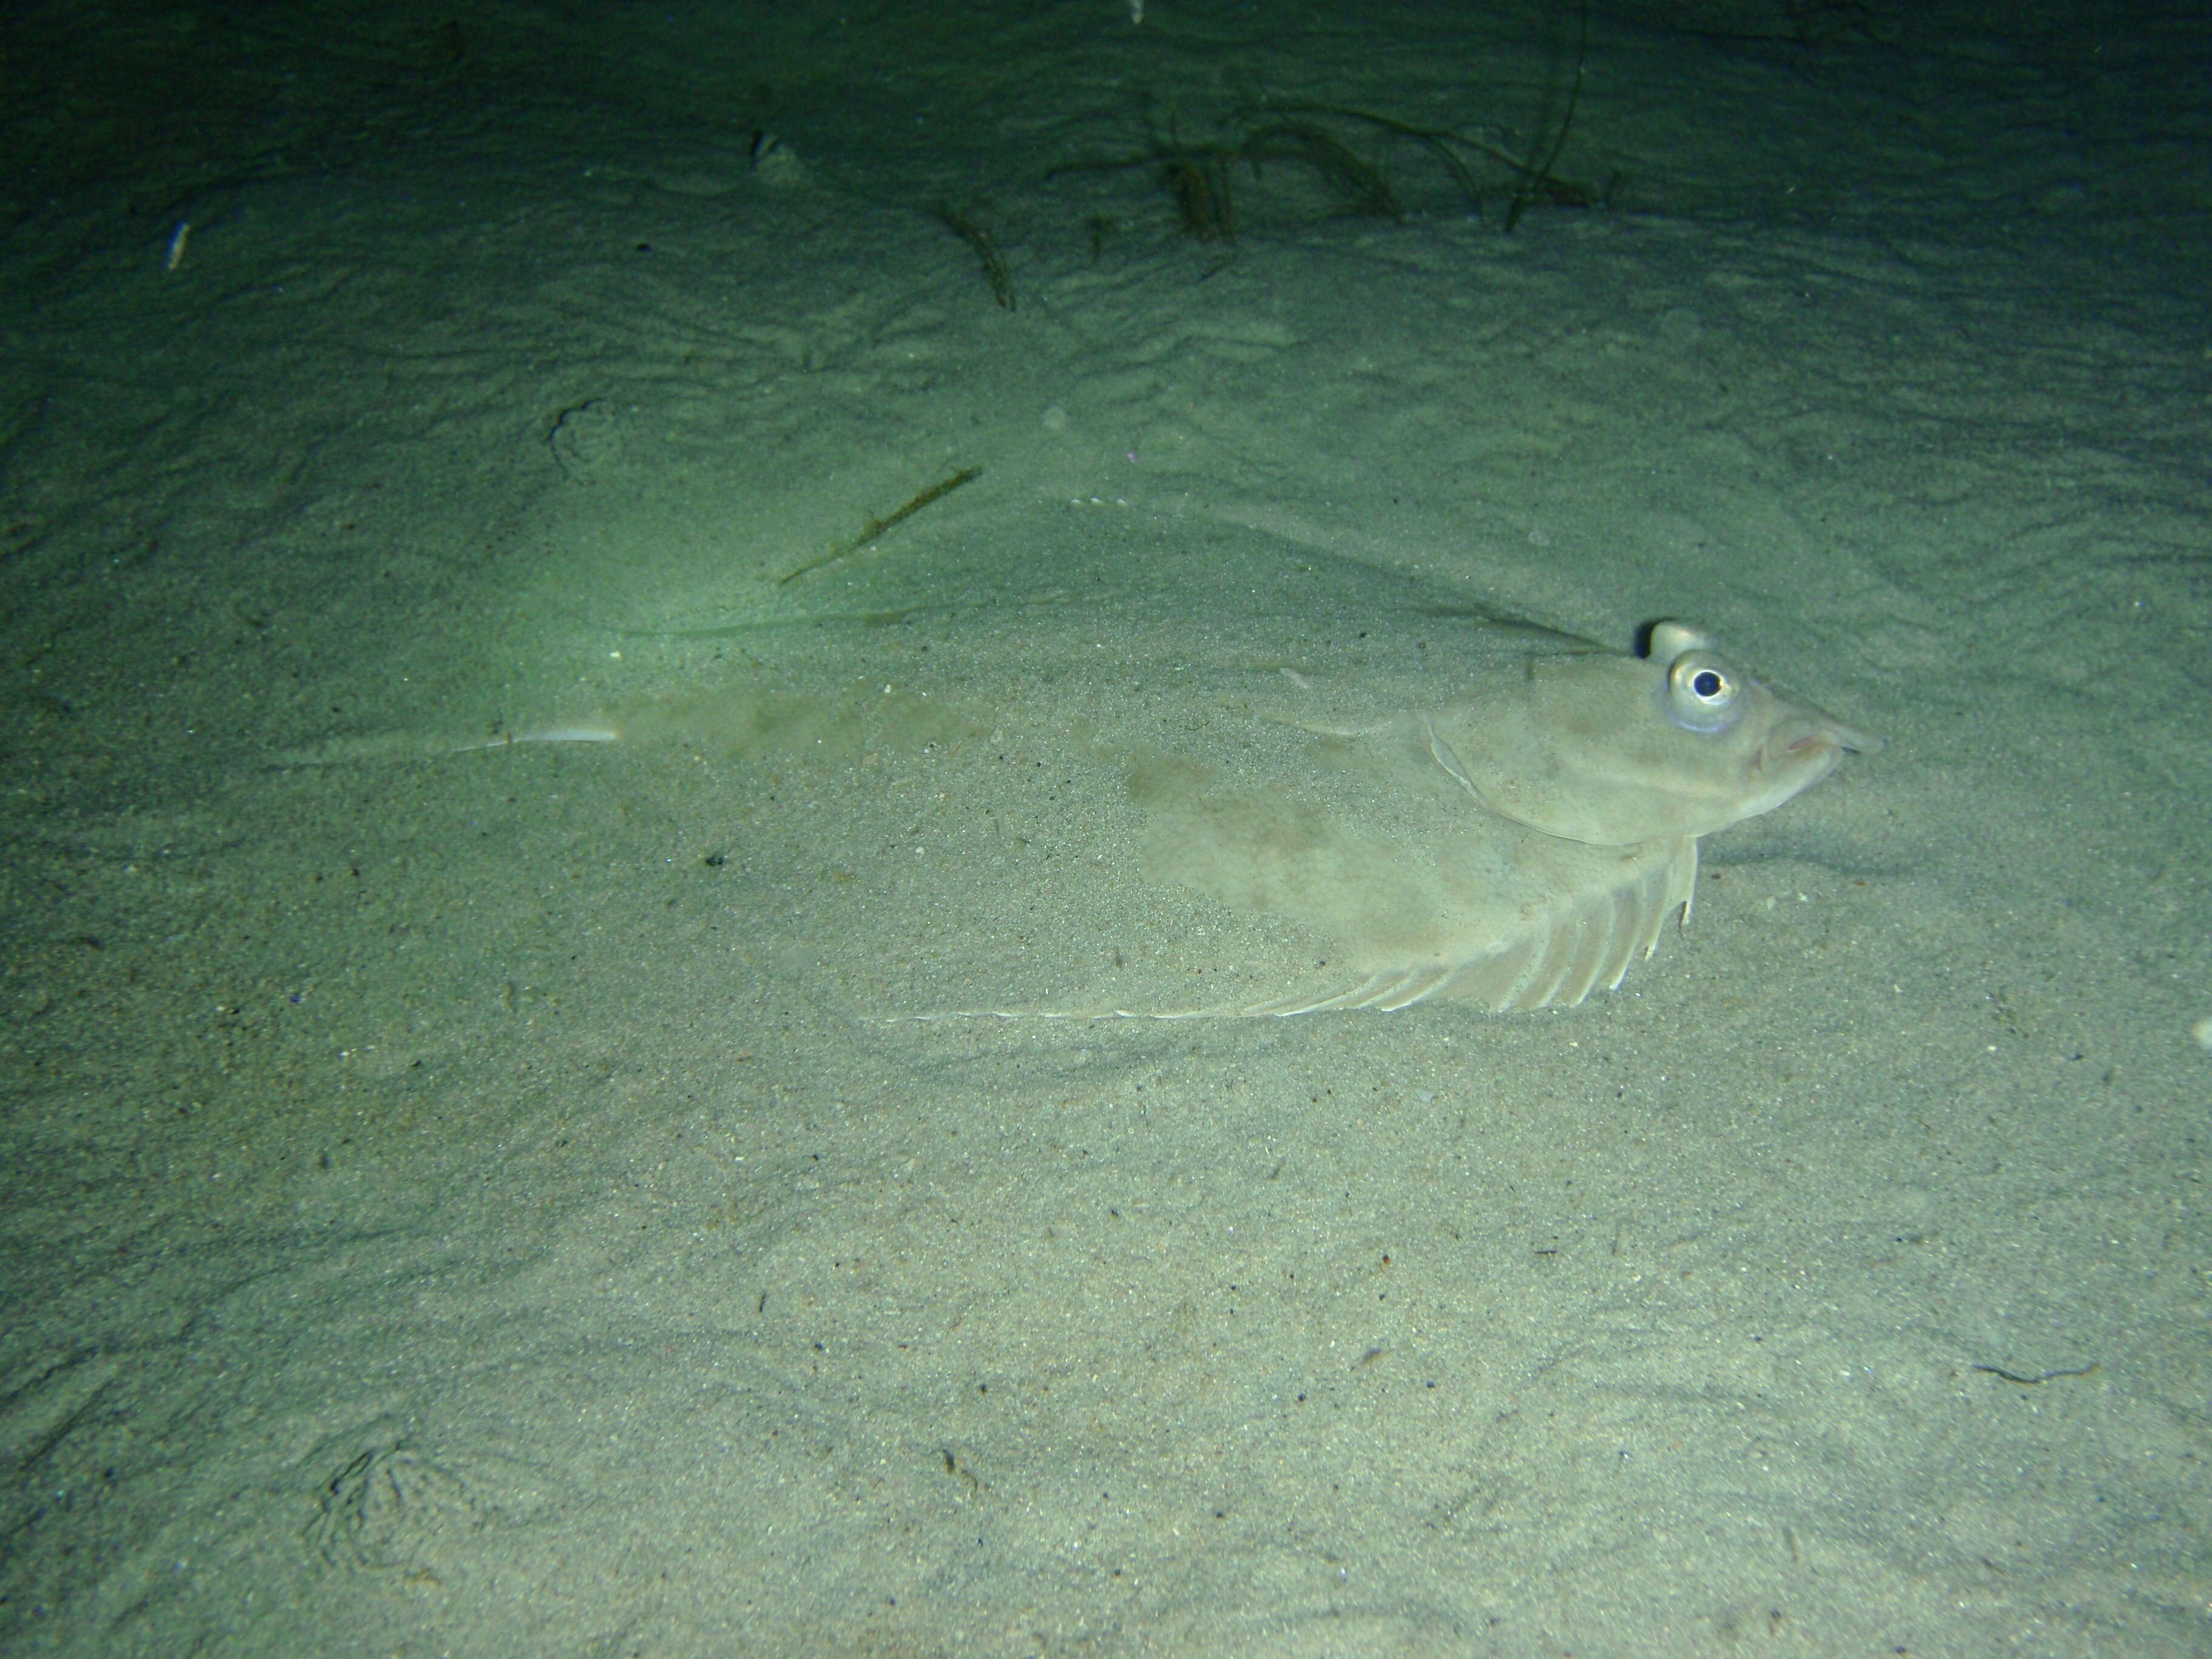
280 517 1880 1021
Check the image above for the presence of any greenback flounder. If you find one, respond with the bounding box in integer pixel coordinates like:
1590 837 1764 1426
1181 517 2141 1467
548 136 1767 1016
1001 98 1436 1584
313 514 1880 1022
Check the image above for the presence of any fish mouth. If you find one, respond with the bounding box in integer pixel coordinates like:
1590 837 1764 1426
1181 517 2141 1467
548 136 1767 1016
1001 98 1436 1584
1742 712 1880 816
1777 712 1884 762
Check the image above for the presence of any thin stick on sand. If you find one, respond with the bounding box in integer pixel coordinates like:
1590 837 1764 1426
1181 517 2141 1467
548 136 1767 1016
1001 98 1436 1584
776 465 982 586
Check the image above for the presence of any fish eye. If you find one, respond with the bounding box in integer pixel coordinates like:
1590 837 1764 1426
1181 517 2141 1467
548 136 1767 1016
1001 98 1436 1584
1666 652 1741 732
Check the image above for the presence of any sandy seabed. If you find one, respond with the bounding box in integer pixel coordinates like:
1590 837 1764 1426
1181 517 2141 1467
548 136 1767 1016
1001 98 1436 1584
2 2 2207 1654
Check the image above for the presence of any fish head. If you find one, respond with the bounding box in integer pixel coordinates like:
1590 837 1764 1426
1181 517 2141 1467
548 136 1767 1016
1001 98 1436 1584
1441 622 1881 846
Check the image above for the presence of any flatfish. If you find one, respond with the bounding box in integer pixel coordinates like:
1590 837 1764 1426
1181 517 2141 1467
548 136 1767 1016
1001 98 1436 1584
381 514 1880 1021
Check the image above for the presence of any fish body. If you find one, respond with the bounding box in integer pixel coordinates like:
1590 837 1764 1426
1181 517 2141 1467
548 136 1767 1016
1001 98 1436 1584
315 517 1879 1022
